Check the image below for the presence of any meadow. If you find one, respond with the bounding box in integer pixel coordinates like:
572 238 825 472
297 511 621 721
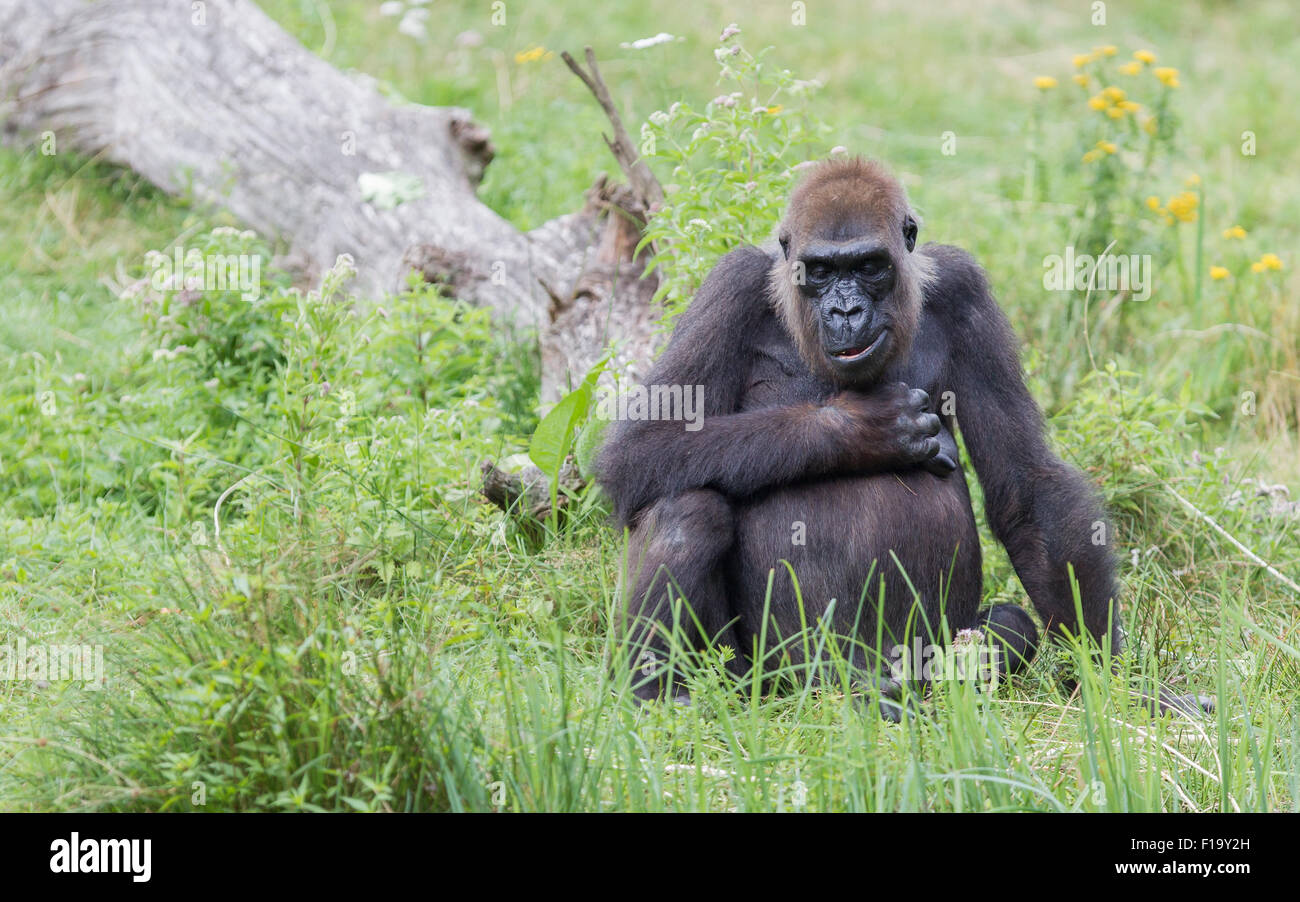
0 0 1296 811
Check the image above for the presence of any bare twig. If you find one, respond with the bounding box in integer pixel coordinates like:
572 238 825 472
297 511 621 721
1169 486 1300 596
561 46 664 212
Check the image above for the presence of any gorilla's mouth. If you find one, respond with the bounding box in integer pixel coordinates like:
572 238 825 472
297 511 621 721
828 329 887 363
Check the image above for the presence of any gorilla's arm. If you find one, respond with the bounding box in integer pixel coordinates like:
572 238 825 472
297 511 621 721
598 247 942 525
931 245 1122 650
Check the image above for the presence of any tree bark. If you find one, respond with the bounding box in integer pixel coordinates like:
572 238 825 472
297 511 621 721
0 0 661 400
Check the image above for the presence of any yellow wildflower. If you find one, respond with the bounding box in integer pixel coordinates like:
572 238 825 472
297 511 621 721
1154 67 1180 87
766 104 784 114
1145 196 1161 211
1082 149 1102 163
514 45 553 64
1096 45 1118 57
1034 76 1058 90
1166 191 1198 223
1119 100 1141 113
1223 225 1247 240
1118 61 1142 76
1098 140 1117 154
1073 73 1091 87
1134 49 1157 64
1209 266 1230 280
1260 253 1284 271
1073 53 1094 68
1251 261 1265 273
1143 116 1158 135
1087 94 1108 110
1185 173 1201 186
1107 107 1125 119
1103 86 1126 102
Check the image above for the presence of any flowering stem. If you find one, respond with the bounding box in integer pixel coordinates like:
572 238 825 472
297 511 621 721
1193 180 1205 310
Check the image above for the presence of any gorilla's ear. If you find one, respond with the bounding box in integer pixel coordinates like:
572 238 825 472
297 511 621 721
903 214 918 253
779 231 791 259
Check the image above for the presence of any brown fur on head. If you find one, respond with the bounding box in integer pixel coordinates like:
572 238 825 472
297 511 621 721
768 157 934 385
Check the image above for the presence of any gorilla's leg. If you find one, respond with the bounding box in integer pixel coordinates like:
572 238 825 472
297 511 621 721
621 488 744 702
979 603 1039 677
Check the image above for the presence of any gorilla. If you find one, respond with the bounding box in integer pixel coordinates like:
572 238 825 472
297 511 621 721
597 157 1207 717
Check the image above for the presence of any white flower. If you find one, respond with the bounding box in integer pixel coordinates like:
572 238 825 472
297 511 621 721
379 1 403 16
648 110 670 127
720 23 740 41
398 8 427 39
151 345 191 362
619 33 678 50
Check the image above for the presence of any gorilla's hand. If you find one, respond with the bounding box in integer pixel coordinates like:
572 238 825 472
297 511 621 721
830 383 947 474
923 417 960 477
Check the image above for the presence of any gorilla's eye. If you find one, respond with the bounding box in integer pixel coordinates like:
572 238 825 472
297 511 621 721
903 215 918 253
807 262 832 283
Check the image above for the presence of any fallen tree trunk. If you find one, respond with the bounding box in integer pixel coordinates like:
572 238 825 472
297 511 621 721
0 0 661 400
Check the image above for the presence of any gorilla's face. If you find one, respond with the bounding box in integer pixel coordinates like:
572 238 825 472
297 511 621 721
779 207 920 386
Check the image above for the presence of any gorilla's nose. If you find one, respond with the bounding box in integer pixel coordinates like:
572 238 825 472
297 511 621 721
827 301 872 338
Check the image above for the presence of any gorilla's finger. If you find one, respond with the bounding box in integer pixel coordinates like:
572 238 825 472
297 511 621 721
914 436 941 463
924 451 958 476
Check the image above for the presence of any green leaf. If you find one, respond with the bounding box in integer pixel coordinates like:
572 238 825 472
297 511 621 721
528 354 610 479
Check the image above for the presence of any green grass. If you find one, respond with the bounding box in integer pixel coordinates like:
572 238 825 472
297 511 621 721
0 0 1296 812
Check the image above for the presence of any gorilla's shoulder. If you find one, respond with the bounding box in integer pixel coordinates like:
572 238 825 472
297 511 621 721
916 243 995 317
686 244 777 315
710 243 778 279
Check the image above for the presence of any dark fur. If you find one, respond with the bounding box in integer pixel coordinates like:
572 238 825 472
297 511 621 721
598 158 1198 713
